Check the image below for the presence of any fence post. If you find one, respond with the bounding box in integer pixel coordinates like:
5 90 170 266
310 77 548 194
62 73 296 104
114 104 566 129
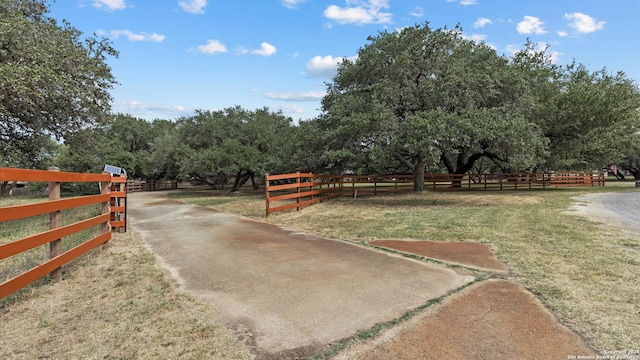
296 172 301 212
265 173 270 217
101 173 112 236
48 167 62 282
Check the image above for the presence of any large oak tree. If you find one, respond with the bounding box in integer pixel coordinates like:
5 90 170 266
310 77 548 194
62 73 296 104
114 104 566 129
321 24 547 190
1 0 118 168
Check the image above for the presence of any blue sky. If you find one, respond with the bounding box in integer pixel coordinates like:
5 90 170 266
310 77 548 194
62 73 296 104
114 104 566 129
48 0 640 122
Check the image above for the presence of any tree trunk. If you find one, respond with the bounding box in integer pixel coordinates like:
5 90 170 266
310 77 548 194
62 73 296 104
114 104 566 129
231 169 255 192
413 155 425 192
250 172 259 190
0 181 12 196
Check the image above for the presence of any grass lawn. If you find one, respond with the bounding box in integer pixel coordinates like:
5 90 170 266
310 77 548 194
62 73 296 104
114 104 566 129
168 181 640 352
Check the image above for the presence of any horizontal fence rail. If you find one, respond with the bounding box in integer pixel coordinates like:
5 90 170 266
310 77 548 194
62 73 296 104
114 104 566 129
265 171 604 216
265 172 343 217
0 167 127 299
127 179 178 192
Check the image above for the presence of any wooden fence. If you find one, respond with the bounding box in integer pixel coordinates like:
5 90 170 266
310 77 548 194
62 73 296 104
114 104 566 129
265 171 604 216
265 172 343 216
0 167 126 299
127 179 178 192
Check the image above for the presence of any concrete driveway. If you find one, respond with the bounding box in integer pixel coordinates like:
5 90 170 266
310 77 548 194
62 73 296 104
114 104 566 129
568 190 640 240
126 192 474 358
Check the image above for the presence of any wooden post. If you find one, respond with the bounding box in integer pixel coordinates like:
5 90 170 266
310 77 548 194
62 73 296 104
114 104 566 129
264 173 270 217
310 173 315 202
101 173 111 237
296 172 301 212
48 167 62 282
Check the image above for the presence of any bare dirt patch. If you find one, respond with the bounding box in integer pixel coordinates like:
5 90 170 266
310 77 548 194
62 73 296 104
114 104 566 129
369 239 509 273
335 279 597 360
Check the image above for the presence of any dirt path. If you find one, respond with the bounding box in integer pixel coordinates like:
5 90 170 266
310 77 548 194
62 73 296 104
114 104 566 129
127 192 473 359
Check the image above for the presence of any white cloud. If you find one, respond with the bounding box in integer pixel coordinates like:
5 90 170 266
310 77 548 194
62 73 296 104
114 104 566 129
446 0 476 5
197 40 227 54
410 7 424 18
281 0 308 9
113 100 188 118
548 50 561 64
178 0 207 14
564 12 605 34
462 33 487 42
516 16 547 35
474 17 492 28
264 91 325 101
306 55 349 78
251 42 277 57
324 0 392 25
93 0 126 11
557 30 568 37
278 104 306 114
103 30 166 42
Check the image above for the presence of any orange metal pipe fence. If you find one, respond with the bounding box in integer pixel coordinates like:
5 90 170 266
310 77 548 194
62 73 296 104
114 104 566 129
0 167 127 298
265 171 604 216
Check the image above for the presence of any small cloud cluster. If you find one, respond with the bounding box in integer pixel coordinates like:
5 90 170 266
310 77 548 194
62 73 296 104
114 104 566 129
99 30 165 42
324 0 392 25
474 17 492 28
281 0 309 9
238 42 278 57
178 0 207 14
462 33 488 43
305 55 350 78
114 100 188 118
92 0 126 11
198 41 277 56
197 40 227 54
561 12 605 36
446 0 477 6
264 91 325 102
517 16 547 35
410 7 424 18
517 12 605 37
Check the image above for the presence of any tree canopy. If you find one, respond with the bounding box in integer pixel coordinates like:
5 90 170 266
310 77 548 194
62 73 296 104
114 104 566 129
321 24 548 190
320 23 639 190
167 107 297 190
5 12 638 191
0 0 118 167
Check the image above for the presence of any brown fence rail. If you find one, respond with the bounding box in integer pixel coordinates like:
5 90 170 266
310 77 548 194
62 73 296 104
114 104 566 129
127 179 178 192
265 172 343 216
0 167 126 299
265 171 604 216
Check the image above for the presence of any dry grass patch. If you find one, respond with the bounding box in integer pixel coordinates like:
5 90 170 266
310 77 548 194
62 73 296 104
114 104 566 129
0 230 254 359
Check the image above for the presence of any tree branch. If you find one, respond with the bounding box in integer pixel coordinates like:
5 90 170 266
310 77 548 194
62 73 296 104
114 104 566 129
392 151 415 172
